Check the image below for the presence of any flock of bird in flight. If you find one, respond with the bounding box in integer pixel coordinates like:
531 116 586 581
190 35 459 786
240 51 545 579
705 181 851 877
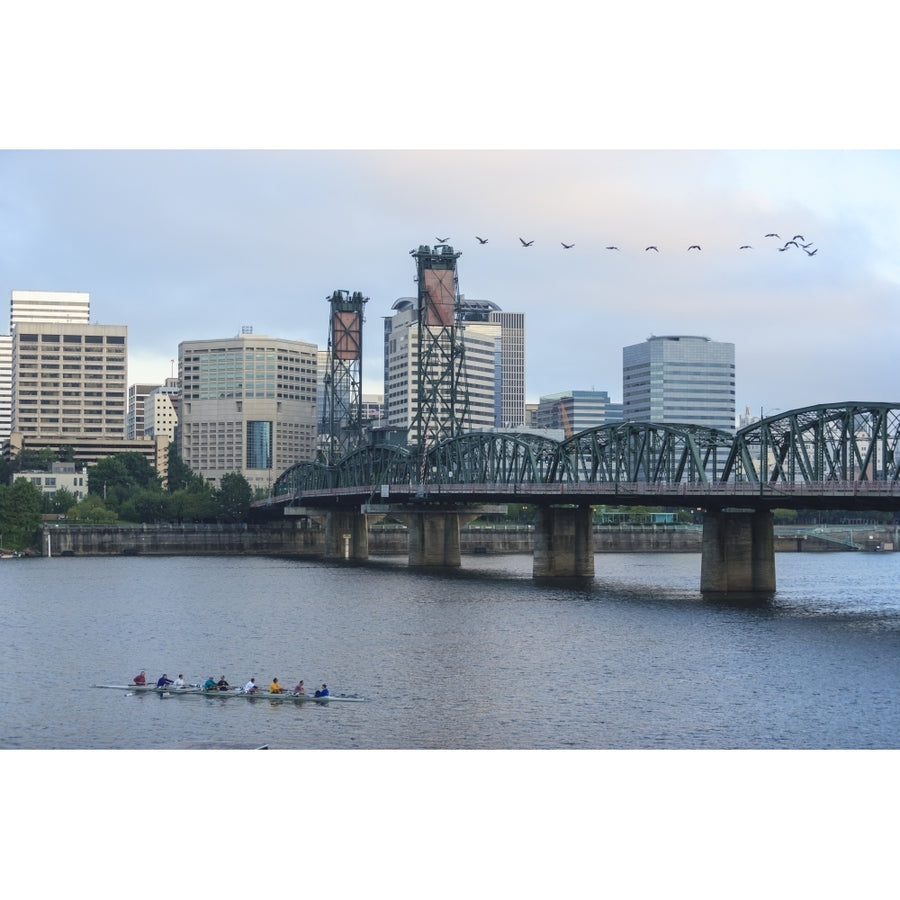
433 234 819 256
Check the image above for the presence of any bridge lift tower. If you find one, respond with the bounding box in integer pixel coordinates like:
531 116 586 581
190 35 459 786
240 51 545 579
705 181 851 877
321 289 368 464
409 243 470 457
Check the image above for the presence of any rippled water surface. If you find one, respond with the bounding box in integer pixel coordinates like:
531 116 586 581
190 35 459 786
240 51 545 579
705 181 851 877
2 551 899 749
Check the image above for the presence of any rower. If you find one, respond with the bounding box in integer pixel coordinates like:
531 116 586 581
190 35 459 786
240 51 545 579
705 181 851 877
133 671 147 685
157 674 174 689
244 678 260 694
202 676 217 692
216 676 230 691
314 684 329 698
269 677 284 694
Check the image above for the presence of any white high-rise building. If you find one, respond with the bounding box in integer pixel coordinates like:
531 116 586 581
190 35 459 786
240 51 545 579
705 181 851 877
178 332 319 490
2 291 92 446
127 382 160 440
383 297 525 434
10 290 90 329
384 298 500 433
0 334 11 444
488 309 525 428
622 335 736 432
144 382 180 440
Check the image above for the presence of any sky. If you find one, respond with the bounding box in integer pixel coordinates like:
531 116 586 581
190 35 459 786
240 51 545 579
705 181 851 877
2 5 899 426
2 148 897 421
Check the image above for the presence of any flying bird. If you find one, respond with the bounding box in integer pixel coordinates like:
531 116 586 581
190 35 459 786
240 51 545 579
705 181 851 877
778 247 788 252
645 246 658 252
792 235 805 241
740 245 753 249
561 242 574 249
475 236 488 244
687 245 701 251
805 248 818 256
765 233 780 238
783 241 799 248
436 236 449 242
800 242 814 249
519 238 534 247
605 246 620 250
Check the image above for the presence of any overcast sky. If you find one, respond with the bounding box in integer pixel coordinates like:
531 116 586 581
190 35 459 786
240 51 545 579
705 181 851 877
2 6 897 423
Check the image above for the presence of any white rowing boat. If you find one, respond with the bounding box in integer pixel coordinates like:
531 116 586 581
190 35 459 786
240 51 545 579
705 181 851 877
93 684 366 702
93 684 202 694
196 690 366 702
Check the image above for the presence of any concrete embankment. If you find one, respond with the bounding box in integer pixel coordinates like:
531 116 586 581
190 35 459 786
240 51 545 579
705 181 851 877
40 523 898 557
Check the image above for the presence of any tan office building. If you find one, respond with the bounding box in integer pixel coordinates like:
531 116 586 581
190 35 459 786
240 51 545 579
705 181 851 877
178 332 319 491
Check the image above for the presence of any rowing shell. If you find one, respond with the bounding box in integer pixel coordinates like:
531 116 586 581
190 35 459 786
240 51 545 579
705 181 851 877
93 685 366 702
197 690 366 702
93 684 202 694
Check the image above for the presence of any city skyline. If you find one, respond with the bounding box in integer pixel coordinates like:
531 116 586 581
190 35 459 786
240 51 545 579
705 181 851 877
2 150 898 420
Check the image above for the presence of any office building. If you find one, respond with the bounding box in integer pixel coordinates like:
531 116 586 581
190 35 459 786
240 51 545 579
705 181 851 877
383 296 525 435
0 334 11 444
488 309 525 428
144 381 180 440
10 290 90 330
126 382 160 439
178 332 318 491
622 335 735 432
3 291 92 446
535 390 623 436
11 321 128 440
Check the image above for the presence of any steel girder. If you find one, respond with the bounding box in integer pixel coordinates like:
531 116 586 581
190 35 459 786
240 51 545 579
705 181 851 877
334 444 413 489
723 403 900 484
425 431 561 485
559 423 734 484
272 460 334 496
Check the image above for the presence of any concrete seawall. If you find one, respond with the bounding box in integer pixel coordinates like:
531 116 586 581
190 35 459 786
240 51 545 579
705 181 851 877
40 523 897 557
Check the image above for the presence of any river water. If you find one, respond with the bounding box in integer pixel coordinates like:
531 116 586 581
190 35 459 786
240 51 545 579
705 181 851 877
2 550 898 750
5 550 897 897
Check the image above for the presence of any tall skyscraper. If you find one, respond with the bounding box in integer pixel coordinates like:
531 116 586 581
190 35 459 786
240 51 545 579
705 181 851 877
178 332 318 490
0 335 11 444
383 295 525 436
489 309 525 428
11 321 128 440
383 297 501 433
622 334 736 432
2 291 92 446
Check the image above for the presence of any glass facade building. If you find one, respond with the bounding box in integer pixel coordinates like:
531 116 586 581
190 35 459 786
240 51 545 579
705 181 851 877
622 335 736 432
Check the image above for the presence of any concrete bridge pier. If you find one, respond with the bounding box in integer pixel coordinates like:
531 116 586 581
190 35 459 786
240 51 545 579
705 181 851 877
323 511 370 561
402 511 480 567
700 509 776 595
533 505 595 578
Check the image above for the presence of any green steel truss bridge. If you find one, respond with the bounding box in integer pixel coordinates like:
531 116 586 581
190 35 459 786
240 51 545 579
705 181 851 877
266 402 900 514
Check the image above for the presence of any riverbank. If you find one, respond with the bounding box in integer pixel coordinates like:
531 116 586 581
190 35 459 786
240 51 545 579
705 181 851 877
37 522 898 557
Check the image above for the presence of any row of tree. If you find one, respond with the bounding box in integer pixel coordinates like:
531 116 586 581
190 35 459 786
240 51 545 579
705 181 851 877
0 445 255 552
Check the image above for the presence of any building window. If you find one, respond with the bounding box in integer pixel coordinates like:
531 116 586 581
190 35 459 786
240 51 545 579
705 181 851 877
246 420 273 469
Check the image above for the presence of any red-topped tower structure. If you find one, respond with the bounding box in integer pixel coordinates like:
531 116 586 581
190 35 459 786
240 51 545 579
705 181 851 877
321 289 368 463
408 243 470 455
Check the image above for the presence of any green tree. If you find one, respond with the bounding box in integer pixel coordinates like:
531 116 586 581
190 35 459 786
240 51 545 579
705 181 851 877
216 472 252 522
68 494 118 524
1 478 43 549
166 444 203 492
51 486 77 516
